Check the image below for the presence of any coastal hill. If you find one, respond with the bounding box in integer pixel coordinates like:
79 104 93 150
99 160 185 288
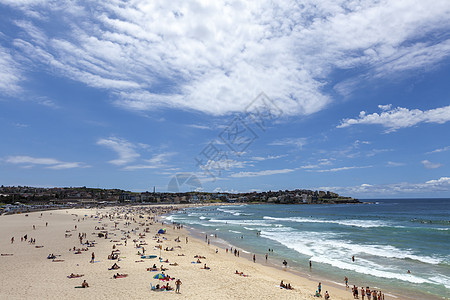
0 185 359 208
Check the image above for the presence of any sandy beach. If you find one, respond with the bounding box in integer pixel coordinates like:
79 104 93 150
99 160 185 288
0 206 366 300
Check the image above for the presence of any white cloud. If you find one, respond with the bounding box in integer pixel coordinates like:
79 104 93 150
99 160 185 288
6 156 60 165
311 165 372 173
0 46 22 95
427 146 450 154
97 137 140 165
300 158 333 169
269 138 307 149
354 140 371 146
198 159 250 174
187 124 211 130
251 154 287 161
47 162 87 170
421 160 443 169
123 152 175 171
387 161 405 167
317 177 450 197
230 168 294 178
338 105 450 132
4 0 450 116
13 123 29 128
378 104 392 111
4 155 89 169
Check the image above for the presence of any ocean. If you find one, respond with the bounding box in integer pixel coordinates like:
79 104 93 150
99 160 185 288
166 199 450 299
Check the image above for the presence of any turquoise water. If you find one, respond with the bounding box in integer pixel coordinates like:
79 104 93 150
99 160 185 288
167 199 450 299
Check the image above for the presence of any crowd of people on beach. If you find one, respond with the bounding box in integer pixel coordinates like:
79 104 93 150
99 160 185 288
343 276 386 300
5 205 397 299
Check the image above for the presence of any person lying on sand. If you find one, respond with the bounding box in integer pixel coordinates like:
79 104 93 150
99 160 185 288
109 263 120 270
177 254 185 256
113 273 128 279
201 264 210 270
68 273 84 278
169 262 178 266
235 270 249 277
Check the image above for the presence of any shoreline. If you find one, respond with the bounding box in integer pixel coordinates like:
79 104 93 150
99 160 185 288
167 205 444 300
0 205 442 300
180 222 423 300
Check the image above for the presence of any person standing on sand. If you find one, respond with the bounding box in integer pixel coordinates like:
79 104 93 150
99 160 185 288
309 260 312 269
265 253 268 261
90 252 95 263
318 282 321 295
11 237 14 244
345 276 349 288
283 260 287 268
175 278 182 293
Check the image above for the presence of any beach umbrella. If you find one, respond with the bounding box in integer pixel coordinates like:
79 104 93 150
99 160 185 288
153 273 165 280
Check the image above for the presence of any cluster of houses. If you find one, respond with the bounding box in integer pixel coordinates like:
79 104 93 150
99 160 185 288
0 186 358 213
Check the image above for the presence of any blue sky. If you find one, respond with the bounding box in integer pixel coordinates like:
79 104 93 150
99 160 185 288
0 0 449 198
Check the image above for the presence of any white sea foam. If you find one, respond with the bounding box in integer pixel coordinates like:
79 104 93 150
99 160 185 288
178 219 218 227
243 227 258 231
229 230 241 234
383 293 398 298
217 208 241 214
165 215 175 222
263 216 391 228
320 240 443 265
209 219 272 227
262 227 443 265
428 275 450 289
310 256 434 284
261 228 445 287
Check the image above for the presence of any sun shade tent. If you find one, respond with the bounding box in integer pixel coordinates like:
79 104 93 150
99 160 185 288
153 273 165 280
158 229 166 234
